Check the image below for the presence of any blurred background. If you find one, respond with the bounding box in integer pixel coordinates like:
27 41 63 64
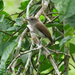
2 0 75 75
3 0 25 14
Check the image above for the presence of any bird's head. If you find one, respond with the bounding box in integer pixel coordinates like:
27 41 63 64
25 17 39 25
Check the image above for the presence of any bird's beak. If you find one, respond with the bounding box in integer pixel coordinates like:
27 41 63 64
25 18 30 21
23 18 30 24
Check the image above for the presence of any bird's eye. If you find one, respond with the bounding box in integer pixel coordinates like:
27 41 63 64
31 18 33 21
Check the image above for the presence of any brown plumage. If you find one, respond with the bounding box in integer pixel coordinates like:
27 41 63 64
25 17 53 42
35 22 53 42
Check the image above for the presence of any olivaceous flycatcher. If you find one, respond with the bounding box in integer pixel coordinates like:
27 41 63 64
25 17 53 43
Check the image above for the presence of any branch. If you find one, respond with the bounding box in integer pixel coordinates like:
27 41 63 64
48 48 70 57
69 63 75 69
22 43 33 75
7 0 61 75
0 30 12 36
26 0 33 18
7 27 22 42
47 15 59 23
42 46 60 75
17 28 28 50
55 35 64 41
7 28 28 74
42 11 52 22
47 12 60 15
46 59 64 75
35 0 49 18
71 54 75 63
8 13 20 17
37 49 42 75
7 47 42 70
16 65 23 75
54 27 63 35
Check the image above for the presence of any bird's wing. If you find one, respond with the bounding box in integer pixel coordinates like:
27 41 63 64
35 22 53 42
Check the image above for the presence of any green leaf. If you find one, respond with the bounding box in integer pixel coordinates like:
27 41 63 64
51 0 55 3
24 38 30 49
1 41 17 65
6 26 19 32
70 43 75 54
15 18 23 26
42 39 47 45
55 0 75 22
19 0 29 10
67 14 75 27
54 25 63 38
40 55 52 72
39 15 45 22
0 15 10 31
0 42 10 56
59 63 64 71
19 54 28 63
30 5 40 15
59 36 72 47
0 65 5 75
0 11 10 18
70 37 75 45
0 0 4 11
63 24 70 30
65 27 75 37
0 41 17 74
55 0 69 14
46 22 62 27
0 14 5 22
0 33 3 44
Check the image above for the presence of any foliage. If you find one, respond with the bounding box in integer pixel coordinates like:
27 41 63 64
0 0 75 75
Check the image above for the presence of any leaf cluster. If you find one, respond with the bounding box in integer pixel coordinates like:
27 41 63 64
0 0 75 75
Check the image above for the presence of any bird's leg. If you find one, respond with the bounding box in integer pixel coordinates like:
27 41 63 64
39 37 44 45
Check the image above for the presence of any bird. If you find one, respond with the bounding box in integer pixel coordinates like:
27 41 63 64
25 17 53 44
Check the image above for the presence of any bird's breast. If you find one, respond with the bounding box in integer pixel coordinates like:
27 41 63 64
31 25 45 38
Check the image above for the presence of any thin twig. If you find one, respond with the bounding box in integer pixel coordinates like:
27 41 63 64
6 17 15 23
43 46 60 75
37 49 41 75
45 59 64 75
12 27 22 35
54 27 63 35
16 65 23 75
7 27 22 42
46 35 64 47
69 63 75 69
7 47 42 70
47 15 59 23
55 35 64 41
0 30 12 36
8 13 20 17
7 28 29 74
15 62 22 68
48 12 60 15
31 51 40 72
71 54 75 63
42 11 51 22
48 48 70 57
17 28 29 49
35 0 49 18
